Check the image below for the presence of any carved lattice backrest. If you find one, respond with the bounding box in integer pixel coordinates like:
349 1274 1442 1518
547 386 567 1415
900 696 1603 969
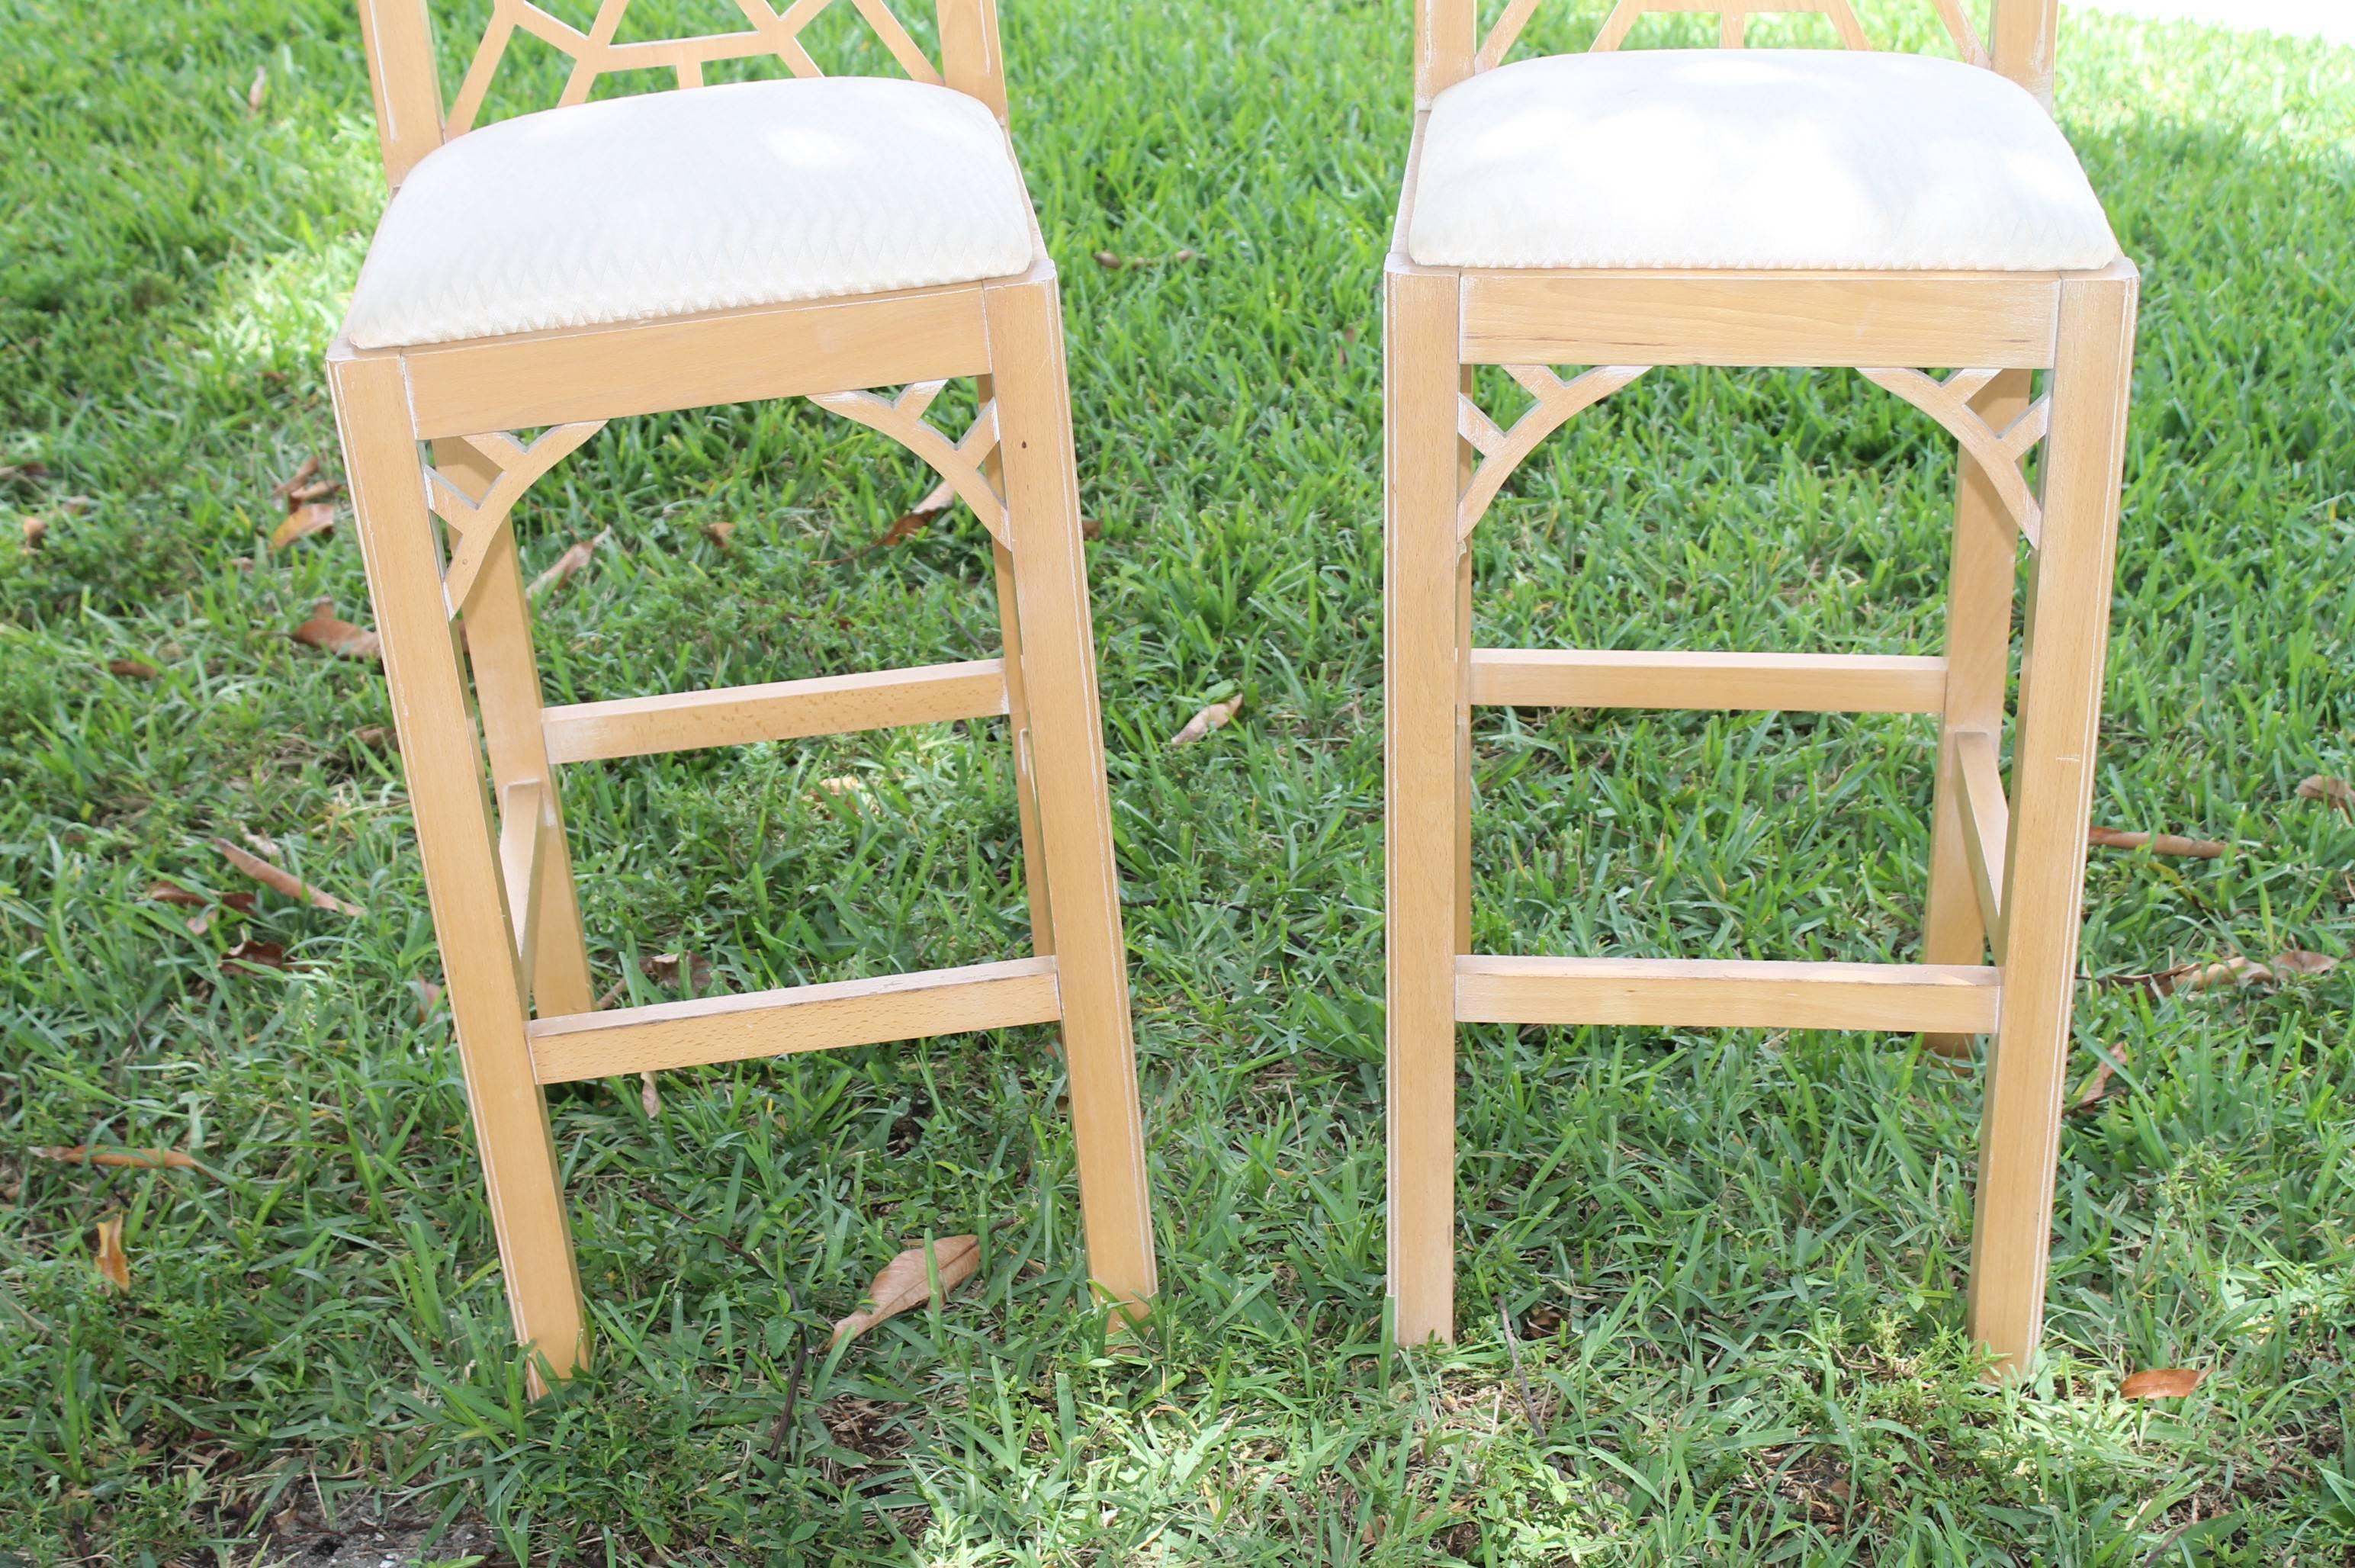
1418 0 2058 105
358 0 1005 187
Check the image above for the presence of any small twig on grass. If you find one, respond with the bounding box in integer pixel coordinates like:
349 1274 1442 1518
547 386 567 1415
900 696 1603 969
632 1184 812 1460
1498 1295 1544 1436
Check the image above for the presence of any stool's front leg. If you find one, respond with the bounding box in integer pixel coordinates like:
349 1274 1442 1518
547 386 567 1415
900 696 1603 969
1386 265 1467 1347
331 351 587 1390
985 276 1158 1319
1967 265 2138 1376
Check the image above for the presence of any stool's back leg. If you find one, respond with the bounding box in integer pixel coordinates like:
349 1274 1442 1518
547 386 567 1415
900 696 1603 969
433 439 597 1018
985 277 1157 1316
1387 265 1465 1346
1967 268 2137 1375
333 354 588 1388
1456 371 1477 957
1921 371 2030 1056
979 368 1055 960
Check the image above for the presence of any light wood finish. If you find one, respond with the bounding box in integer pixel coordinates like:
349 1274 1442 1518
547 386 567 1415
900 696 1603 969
1952 729 2010 949
1470 649 1949 713
431 435 598 1018
496 779 549 989
1920 367 2032 1055
986 278 1158 1317
1969 270 2138 1374
332 352 586 1387
1386 0 2135 1374
541 660 1009 764
1460 272 2061 371
1457 956 2003 1033
334 5 1155 1377
402 283 994 441
1386 261 1465 1348
530 957 1061 1081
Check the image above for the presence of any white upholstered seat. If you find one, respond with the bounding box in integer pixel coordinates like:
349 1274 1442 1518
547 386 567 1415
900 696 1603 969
1406 50 2121 273
342 76 1036 350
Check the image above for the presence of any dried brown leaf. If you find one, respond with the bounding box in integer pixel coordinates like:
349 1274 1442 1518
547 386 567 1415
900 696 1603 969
2067 1043 2128 1117
246 65 268 115
1092 250 1123 269
353 725 398 752
527 529 609 599
269 502 337 551
641 1072 662 1118
2296 774 2353 811
2120 1367 2206 1399
94 1216 131 1293
292 600 381 660
212 838 365 917
831 1235 982 1346
34 1146 198 1171
0 461 50 484
1081 515 1103 541
270 455 320 501
223 938 294 973
147 880 207 908
702 521 736 549
641 951 714 991
108 659 161 680
1170 692 1245 747
287 479 342 505
2088 826 2227 860
2270 949 2339 978
412 978 444 1020
20 516 44 551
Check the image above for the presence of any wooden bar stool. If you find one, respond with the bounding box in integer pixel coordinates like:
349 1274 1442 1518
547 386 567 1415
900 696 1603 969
328 0 1155 1386
1385 0 2138 1373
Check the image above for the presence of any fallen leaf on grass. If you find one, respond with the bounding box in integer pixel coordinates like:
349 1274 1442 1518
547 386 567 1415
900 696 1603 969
641 1073 662 1118
95 1216 131 1293
246 66 267 115
411 978 444 1021
292 600 380 660
1081 515 1103 541
353 725 398 752
642 951 714 990
1092 250 1123 269
702 521 736 549
270 455 320 502
212 838 365 917
0 461 50 484
286 479 342 506
527 529 609 599
821 508 941 565
21 516 43 551
811 775 869 811
831 1235 981 1346
2120 1367 2206 1399
269 502 337 551
147 881 207 908
2067 1043 2128 1116
2106 949 2339 997
223 938 295 973
1169 692 1244 747
107 659 161 680
2089 826 2226 860
2297 774 2353 811
34 1146 198 1171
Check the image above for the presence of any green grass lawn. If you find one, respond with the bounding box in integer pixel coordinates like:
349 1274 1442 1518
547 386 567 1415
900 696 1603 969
4 0 2353 1561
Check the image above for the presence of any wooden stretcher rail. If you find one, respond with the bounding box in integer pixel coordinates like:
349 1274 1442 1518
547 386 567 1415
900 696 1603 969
1468 648 1949 713
1456 955 2002 1033
1952 728 2010 947
529 956 1062 1083
541 658 1010 764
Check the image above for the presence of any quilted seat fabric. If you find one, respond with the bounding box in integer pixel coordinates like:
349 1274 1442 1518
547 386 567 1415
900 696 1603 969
1406 50 2121 272
342 76 1036 349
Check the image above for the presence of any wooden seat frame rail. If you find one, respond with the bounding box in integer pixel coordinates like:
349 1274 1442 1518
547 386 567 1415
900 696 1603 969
332 0 1155 1389
1387 0 2138 1376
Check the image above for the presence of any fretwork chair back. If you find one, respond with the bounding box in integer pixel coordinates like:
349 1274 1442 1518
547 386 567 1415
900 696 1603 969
1385 0 2138 1373
328 0 1155 1386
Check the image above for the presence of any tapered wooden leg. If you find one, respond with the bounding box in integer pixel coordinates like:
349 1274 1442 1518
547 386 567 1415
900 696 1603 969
333 352 587 1388
984 277 1156 1315
434 438 596 1018
991 541 1056 956
1386 264 1463 1346
1921 371 2029 1056
1967 265 2138 1376
1455 371 1476 957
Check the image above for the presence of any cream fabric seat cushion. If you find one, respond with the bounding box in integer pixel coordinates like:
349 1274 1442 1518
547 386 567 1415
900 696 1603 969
341 76 1036 349
1406 50 2121 273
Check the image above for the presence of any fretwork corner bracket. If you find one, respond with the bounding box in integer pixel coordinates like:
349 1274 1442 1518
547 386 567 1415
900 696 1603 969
1454 364 2049 548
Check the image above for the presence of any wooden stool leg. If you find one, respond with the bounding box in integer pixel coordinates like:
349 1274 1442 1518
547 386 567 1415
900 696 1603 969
433 439 596 1018
1920 371 2029 1056
992 532 1056 956
1966 269 2138 1376
1455 373 1477 958
1386 265 1464 1346
984 277 1157 1315
333 354 587 1387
